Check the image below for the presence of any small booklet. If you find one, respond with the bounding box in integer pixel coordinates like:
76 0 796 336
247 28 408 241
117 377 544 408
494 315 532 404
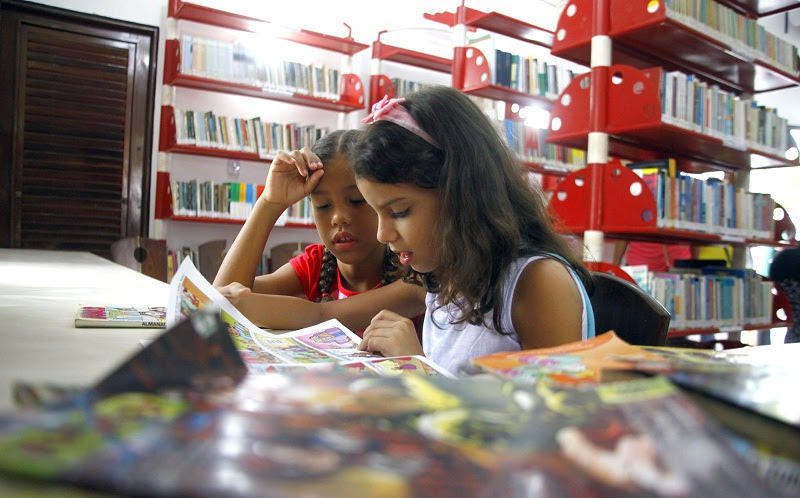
75 306 167 328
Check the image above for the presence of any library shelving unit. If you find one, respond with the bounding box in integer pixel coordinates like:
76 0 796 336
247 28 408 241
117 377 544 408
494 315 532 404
368 29 453 110
545 0 800 338
155 0 368 229
424 2 585 177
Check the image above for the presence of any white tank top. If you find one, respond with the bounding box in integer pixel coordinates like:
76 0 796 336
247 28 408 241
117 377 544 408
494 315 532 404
422 255 593 375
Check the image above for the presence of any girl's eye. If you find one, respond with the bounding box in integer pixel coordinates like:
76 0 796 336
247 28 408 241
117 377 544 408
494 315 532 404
350 198 367 206
391 208 409 219
314 203 331 210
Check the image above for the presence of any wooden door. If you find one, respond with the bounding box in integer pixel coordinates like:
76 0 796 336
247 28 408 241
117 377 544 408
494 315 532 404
0 0 157 257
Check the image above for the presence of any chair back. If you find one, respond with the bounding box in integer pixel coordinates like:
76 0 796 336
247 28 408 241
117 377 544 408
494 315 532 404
588 271 670 346
110 236 168 282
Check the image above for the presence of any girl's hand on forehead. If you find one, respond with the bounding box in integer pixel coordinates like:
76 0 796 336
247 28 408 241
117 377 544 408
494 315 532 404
263 147 325 208
288 147 324 179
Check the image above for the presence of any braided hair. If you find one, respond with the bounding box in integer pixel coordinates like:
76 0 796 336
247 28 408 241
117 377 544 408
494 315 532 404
317 246 402 302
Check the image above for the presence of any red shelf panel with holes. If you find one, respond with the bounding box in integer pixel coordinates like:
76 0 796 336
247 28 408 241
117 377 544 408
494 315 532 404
552 0 800 94
452 46 555 110
547 65 799 171
159 105 274 163
424 6 553 48
368 34 453 109
168 0 368 55
163 40 366 112
549 160 796 246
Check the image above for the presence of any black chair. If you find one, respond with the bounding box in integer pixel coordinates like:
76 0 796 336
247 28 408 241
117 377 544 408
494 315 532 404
588 272 670 346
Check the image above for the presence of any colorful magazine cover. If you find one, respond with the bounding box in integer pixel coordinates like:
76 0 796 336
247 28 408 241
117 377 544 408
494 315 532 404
74 306 166 328
168 256 453 377
0 314 780 497
471 331 665 384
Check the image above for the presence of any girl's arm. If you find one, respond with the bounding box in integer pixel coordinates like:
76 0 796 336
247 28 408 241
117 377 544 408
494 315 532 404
225 279 427 332
213 149 324 296
512 258 584 349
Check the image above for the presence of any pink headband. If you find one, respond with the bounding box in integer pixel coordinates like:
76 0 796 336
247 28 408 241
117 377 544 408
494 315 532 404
361 95 439 147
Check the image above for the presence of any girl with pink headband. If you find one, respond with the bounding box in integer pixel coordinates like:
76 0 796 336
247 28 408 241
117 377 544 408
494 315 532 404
352 86 595 375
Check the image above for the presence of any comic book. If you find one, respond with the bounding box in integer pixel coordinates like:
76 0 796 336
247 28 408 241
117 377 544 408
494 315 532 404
470 331 666 384
168 256 453 377
0 312 782 497
74 305 166 328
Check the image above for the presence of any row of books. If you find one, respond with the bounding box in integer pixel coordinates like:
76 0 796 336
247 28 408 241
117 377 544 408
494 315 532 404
625 264 775 330
179 34 342 99
390 77 433 98
660 69 789 155
172 107 328 157
467 34 577 98
170 179 314 225
630 160 775 238
664 0 798 74
500 119 587 171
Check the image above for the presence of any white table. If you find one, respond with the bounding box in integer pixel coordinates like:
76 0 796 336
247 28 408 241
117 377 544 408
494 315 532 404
0 249 169 412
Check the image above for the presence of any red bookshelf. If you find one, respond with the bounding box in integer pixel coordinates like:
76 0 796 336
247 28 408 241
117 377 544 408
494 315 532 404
547 66 799 171
368 31 452 109
551 0 800 94
163 41 365 112
424 5 553 49
168 0 368 55
158 105 274 163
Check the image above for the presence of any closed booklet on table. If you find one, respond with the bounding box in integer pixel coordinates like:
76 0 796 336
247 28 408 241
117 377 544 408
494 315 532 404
74 306 167 328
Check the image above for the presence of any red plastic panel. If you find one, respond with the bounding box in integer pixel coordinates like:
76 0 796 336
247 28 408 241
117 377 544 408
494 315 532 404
369 75 395 110
599 159 659 231
605 65 662 133
548 72 591 142
549 167 592 232
339 73 365 108
550 0 593 63
155 171 173 219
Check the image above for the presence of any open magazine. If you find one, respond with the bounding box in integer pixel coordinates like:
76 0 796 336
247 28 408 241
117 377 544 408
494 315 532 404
168 256 453 377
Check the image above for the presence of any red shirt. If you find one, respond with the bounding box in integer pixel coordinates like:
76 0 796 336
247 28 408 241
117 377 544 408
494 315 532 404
625 242 692 272
289 244 381 301
289 243 423 339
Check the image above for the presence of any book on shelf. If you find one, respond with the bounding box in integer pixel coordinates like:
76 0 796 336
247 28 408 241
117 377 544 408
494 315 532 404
176 34 342 100
74 306 167 328
168 256 453 377
0 317 780 497
626 157 775 237
620 263 774 331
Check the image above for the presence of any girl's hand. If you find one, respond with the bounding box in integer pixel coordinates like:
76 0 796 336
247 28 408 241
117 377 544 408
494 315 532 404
261 147 324 208
358 310 424 357
215 282 252 306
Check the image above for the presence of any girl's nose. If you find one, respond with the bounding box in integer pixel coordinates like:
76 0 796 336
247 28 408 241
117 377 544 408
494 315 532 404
331 206 351 226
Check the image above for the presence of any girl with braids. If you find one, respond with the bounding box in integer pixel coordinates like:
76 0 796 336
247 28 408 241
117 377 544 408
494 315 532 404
352 86 595 374
214 129 425 338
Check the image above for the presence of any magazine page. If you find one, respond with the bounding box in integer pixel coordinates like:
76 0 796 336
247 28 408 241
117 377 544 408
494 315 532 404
168 257 452 377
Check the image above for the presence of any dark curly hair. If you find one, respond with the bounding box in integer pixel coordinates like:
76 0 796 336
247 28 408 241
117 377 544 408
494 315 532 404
310 129 404 302
351 85 591 332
